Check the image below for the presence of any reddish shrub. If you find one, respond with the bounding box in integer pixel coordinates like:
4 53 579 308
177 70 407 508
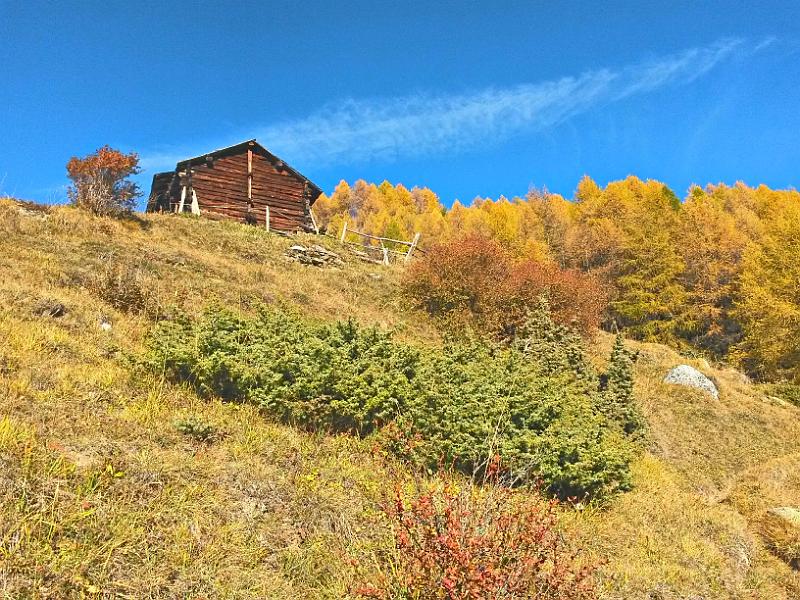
66 145 141 216
510 262 606 336
355 470 598 600
403 234 511 329
403 234 607 336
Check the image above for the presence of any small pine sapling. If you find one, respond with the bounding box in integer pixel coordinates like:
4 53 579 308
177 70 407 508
174 416 218 443
513 296 596 381
600 334 645 438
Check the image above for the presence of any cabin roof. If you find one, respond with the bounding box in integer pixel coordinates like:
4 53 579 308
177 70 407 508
174 139 322 201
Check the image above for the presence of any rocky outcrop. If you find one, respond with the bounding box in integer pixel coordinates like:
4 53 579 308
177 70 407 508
663 365 719 399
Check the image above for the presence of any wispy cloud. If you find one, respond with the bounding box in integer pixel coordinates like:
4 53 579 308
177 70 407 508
140 38 761 171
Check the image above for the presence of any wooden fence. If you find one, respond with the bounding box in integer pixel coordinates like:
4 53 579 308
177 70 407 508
170 199 420 264
338 221 421 265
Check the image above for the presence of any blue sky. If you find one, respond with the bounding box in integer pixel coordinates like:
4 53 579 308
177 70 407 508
2 1 800 208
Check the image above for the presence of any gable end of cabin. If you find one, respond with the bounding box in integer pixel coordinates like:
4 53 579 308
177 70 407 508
146 140 322 233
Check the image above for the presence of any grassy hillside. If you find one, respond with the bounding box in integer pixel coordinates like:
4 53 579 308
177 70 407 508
1 199 799 598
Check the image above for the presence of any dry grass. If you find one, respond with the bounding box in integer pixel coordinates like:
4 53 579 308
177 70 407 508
575 334 800 598
0 311 389 598
1 199 799 598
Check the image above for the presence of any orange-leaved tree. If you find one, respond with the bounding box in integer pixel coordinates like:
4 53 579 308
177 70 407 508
403 233 607 337
733 189 800 382
66 145 141 216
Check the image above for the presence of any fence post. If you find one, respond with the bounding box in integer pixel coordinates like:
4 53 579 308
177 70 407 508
405 232 421 263
340 221 348 243
265 206 270 232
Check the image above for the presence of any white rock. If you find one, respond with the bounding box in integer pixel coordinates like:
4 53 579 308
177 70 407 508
100 318 112 331
769 507 800 526
664 365 719 399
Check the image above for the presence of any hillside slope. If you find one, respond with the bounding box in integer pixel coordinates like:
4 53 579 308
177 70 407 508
1 200 799 599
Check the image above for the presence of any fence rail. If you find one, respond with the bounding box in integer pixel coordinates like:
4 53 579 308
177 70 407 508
339 222 421 265
167 198 420 264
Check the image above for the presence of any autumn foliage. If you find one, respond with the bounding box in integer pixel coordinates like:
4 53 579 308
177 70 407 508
318 178 800 383
403 234 606 337
66 145 141 216
356 469 598 600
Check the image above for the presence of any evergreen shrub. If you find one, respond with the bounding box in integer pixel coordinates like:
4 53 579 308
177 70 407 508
142 304 638 499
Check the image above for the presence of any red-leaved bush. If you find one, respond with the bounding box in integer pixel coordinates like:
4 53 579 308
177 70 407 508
355 466 598 600
66 145 141 216
403 234 607 336
511 261 607 336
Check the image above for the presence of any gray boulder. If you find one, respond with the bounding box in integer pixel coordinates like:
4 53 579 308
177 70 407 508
663 365 719 399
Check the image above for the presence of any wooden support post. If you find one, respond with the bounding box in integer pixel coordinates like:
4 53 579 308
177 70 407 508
190 189 200 215
247 149 253 203
178 186 186 213
246 149 255 225
186 167 193 214
265 206 270 232
340 221 348 243
405 232 421 263
309 207 319 234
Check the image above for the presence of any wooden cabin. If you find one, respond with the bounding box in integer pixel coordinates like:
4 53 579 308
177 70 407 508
146 139 322 232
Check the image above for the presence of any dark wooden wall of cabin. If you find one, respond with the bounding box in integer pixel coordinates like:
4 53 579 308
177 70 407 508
188 152 248 220
250 152 310 231
181 149 311 231
146 172 176 212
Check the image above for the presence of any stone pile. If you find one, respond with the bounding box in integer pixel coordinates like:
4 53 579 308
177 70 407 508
285 244 344 267
33 298 67 318
348 248 387 265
